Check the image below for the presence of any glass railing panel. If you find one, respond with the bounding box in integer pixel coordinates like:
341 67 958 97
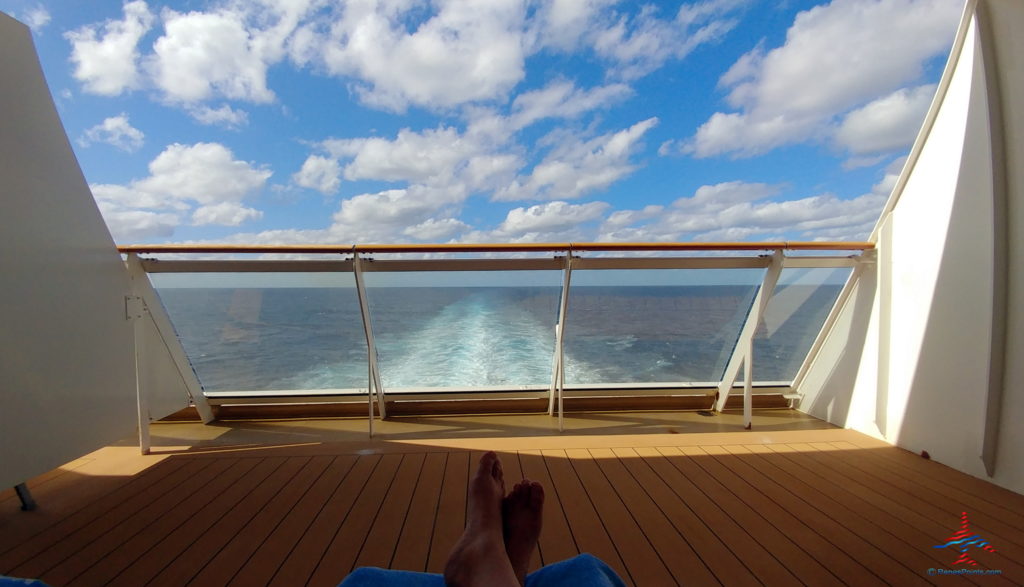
151 273 367 392
753 267 852 382
362 271 562 388
563 269 763 385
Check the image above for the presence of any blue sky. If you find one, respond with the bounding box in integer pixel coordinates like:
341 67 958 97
3 0 963 245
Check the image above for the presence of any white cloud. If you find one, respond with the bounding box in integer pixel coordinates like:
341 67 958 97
495 117 658 201
326 126 478 185
334 187 448 227
527 0 742 81
525 0 614 52
834 84 936 155
314 124 521 198
135 142 270 205
318 185 465 243
293 155 341 194
498 200 609 235
313 0 528 111
688 0 961 158
23 5 51 31
192 202 263 226
593 3 738 80
94 201 178 242
64 0 322 119
597 179 888 242
402 217 469 241
78 113 145 152
509 81 633 129
91 142 270 240
148 8 275 104
187 104 250 128
673 180 782 212
66 0 154 95
66 0 734 119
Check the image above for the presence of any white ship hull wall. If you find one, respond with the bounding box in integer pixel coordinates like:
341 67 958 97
797 0 1024 495
0 13 196 489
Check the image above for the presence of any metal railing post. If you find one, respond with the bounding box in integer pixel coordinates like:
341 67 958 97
126 254 215 424
353 251 386 436
126 253 151 454
548 253 573 431
715 250 784 426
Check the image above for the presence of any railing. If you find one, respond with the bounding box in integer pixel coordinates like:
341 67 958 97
120 242 873 434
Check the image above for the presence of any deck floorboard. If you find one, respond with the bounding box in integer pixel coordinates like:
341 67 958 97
1 413 1020 586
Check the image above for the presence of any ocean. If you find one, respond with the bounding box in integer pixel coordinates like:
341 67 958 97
155 284 841 392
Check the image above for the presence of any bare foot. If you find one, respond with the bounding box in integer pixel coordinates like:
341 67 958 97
443 452 519 587
503 479 544 587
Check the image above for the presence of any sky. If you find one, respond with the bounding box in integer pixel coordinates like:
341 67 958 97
2 0 964 246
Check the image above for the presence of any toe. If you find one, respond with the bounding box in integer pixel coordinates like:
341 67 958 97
528 482 544 509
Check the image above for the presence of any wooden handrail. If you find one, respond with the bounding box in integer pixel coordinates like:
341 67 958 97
117 241 873 254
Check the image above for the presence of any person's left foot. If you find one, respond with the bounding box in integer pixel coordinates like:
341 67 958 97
443 452 518 587
503 479 544 586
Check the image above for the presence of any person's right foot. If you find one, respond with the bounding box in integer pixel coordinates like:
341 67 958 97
503 479 544 587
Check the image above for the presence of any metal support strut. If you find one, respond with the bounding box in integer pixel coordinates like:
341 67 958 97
715 250 784 429
353 251 386 437
548 254 573 431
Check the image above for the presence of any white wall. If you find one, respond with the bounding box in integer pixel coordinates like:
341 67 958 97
0 14 196 489
0 14 138 489
797 0 1024 494
984 0 1024 493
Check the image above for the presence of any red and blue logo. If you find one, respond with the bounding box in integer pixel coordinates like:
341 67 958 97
934 511 997 566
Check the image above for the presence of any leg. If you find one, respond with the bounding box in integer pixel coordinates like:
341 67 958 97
503 480 544 587
443 452 519 587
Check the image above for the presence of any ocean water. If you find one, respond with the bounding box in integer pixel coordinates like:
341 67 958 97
155 284 842 392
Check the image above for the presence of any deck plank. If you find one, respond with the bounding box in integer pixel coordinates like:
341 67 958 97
565 447 674 586
841 436 1024 513
228 455 358 586
825 442 1024 541
798 443 1024 579
736 444 933 586
0 457 189 571
306 453 404 586
67 457 263 587
425 451 469 574
105 457 289 587
765 444 980 585
31 458 234 586
639 447 798 585
2 420 1022 586
540 449 629 584
178 455 333 586
699 444 867 585
517 450 577 568
390 452 447 573
721 444 921 586
263 454 380 587
676 444 843 585
613 447 758 587
590 447 715 586
354 453 427 570
148 456 314 587
4 457 203 580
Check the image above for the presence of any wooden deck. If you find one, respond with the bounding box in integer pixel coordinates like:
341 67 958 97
1 410 1022 586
